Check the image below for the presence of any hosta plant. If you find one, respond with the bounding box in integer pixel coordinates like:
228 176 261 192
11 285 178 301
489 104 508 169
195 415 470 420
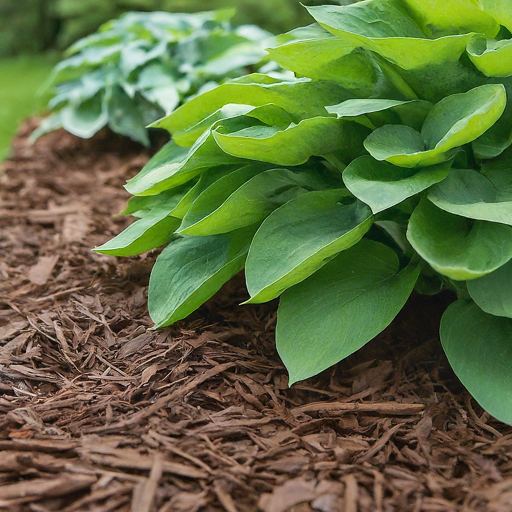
97 0 512 425
32 9 281 145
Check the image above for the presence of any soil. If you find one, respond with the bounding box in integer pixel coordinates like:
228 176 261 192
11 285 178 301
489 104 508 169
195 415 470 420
1 120 512 512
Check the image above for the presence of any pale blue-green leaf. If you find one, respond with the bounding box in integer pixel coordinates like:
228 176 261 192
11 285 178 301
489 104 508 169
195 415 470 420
407 199 512 280
468 260 512 318
276 239 419 384
344 156 451 214
245 190 373 303
199 42 268 77
148 228 254 327
60 95 108 139
428 167 512 225
106 87 149 145
440 300 512 426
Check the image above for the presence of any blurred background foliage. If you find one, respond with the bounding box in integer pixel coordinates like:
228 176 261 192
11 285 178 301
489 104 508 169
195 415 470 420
0 0 344 159
0 0 341 57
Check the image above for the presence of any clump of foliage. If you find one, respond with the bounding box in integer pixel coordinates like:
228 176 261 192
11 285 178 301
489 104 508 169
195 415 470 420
33 9 280 145
53 0 316 47
97 0 512 425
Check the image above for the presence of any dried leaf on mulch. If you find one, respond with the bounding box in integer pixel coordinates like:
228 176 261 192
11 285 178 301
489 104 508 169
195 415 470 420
1 120 512 512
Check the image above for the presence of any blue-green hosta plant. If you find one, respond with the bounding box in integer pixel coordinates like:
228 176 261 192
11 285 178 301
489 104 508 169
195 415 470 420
32 9 281 145
96 0 512 425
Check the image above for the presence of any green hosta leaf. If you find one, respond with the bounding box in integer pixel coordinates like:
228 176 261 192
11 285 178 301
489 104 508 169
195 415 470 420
364 84 506 167
171 165 242 219
440 300 512 425
267 36 400 98
473 78 512 159
60 94 108 139
177 164 265 234
245 190 373 303
327 98 412 119
344 156 451 214
148 228 254 327
307 2 473 70
180 167 340 236
327 98 432 131
94 208 181 256
478 0 512 32
126 119 250 196
407 199 512 280
468 260 512 318
121 185 191 218
428 167 512 225
166 104 257 148
467 36 512 78
401 0 499 38
154 78 348 140
276 239 419 384
214 118 370 166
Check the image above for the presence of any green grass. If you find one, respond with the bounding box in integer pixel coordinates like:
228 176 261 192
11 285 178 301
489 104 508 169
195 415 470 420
0 55 55 160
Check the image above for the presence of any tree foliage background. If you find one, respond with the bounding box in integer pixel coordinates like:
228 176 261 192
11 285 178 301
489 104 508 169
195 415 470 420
0 0 342 57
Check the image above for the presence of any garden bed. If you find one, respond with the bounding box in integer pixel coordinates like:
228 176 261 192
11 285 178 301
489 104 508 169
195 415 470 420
1 121 511 512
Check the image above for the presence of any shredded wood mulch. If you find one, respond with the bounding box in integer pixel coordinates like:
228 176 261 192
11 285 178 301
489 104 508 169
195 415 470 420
1 120 512 512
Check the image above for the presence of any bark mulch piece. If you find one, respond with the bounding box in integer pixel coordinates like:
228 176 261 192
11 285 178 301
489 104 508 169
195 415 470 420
1 120 512 512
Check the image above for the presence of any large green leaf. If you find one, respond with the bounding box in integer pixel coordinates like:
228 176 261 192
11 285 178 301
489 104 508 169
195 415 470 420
344 156 451 214
327 98 431 131
428 167 512 225
478 0 512 32
120 184 191 218
440 300 512 426
473 78 512 159
171 165 243 219
407 199 512 280
276 239 419 384
467 260 512 318
267 36 401 98
164 104 256 148
148 228 254 328
125 119 250 196
245 190 373 303
154 78 348 139
94 208 180 256
467 36 512 78
214 117 370 166
364 84 506 167
180 167 340 236
401 0 499 37
307 1 474 70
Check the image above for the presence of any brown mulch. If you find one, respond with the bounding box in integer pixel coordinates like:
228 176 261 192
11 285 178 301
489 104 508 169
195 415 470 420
1 120 512 512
